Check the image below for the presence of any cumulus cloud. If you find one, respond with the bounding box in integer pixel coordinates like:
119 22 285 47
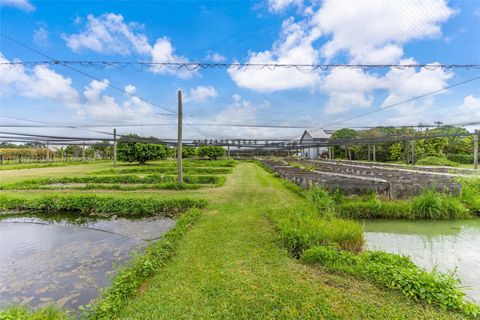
0 0 34 11
62 13 151 55
446 95 480 123
205 51 226 62
79 80 153 120
313 0 454 63
321 68 381 114
33 24 50 47
184 86 218 103
62 13 195 78
228 17 320 92
0 52 79 106
268 0 302 12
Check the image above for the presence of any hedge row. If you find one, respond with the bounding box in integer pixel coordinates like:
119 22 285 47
0 194 207 218
94 166 232 175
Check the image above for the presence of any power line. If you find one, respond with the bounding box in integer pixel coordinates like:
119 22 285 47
1 60 480 72
0 33 177 115
317 74 480 130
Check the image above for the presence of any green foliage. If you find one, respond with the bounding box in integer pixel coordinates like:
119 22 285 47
95 166 232 175
0 305 69 320
88 208 202 319
117 134 168 164
447 153 475 164
305 187 336 218
411 190 471 219
417 156 459 167
338 191 471 220
268 205 364 257
182 146 197 158
458 178 480 215
302 246 480 317
197 146 225 159
0 194 206 218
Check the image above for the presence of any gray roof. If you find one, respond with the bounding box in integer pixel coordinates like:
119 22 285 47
300 129 332 142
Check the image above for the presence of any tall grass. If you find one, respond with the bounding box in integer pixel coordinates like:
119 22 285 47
268 205 364 257
302 246 480 317
458 178 480 216
0 194 206 218
0 305 69 320
411 190 471 219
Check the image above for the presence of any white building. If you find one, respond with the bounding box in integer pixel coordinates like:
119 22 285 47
299 129 332 159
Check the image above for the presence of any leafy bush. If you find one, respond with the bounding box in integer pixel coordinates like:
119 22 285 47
118 134 169 164
338 198 414 219
458 178 480 215
416 156 459 167
302 246 480 317
268 206 364 257
197 146 225 159
411 190 471 219
182 146 197 158
447 153 474 164
0 194 206 218
88 208 202 319
95 167 232 175
305 187 336 218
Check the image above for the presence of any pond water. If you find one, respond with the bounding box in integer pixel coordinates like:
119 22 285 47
0 214 175 311
363 219 480 304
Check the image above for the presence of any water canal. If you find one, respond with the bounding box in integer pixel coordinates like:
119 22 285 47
363 219 480 303
0 214 175 310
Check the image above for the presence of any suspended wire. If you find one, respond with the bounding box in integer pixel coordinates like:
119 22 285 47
0 33 177 115
1 60 480 72
315 74 480 131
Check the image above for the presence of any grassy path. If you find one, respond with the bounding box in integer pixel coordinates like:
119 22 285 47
117 163 462 319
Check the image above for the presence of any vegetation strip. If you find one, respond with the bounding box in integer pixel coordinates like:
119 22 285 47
0 175 226 190
0 194 206 218
302 246 479 317
87 208 203 319
93 167 233 175
259 164 479 317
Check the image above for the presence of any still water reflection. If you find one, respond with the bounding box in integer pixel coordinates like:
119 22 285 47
0 214 175 310
363 219 480 303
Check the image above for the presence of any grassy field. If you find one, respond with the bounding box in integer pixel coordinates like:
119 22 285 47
0 161 471 319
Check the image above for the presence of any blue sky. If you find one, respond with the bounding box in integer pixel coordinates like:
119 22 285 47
0 0 479 140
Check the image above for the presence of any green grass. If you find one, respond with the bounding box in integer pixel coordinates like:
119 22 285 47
0 162 474 319
302 246 479 317
0 160 106 171
0 194 206 218
0 305 70 320
110 163 467 319
93 166 233 175
416 156 460 167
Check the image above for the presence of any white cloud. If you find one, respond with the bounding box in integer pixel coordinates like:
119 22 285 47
185 86 218 103
268 0 302 12
33 24 50 47
0 0 34 11
0 52 79 106
445 95 480 124
313 0 454 63
206 51 226 62
62 13 151 55
228 17 320 92
321 68 381 114
79 80 153 120
150 37 195 78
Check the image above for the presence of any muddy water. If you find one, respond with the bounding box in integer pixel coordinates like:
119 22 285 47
363 219 480 303
0 215 175 310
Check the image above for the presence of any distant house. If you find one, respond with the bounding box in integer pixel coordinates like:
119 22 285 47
299 129 333 159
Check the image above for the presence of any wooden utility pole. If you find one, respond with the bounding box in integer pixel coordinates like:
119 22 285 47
177 90 183 183
227 144 231 158
113 128 117 167
411 140 416 165
405 140 409 164
82 142 86 161
46 141 50 162
474 130 478 170
372 145 376 162
368 144 371 161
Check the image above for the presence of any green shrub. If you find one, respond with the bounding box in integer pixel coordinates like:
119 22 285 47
416 156 459 167
0 194 206 218
88 208 202 319
0 305 69 320
458 178 480 215
268 206 364 257
447 153 474 164
302 246 480 317
411 190 471 219
95 167 232 175
305 187 336 218
197 146 225 160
